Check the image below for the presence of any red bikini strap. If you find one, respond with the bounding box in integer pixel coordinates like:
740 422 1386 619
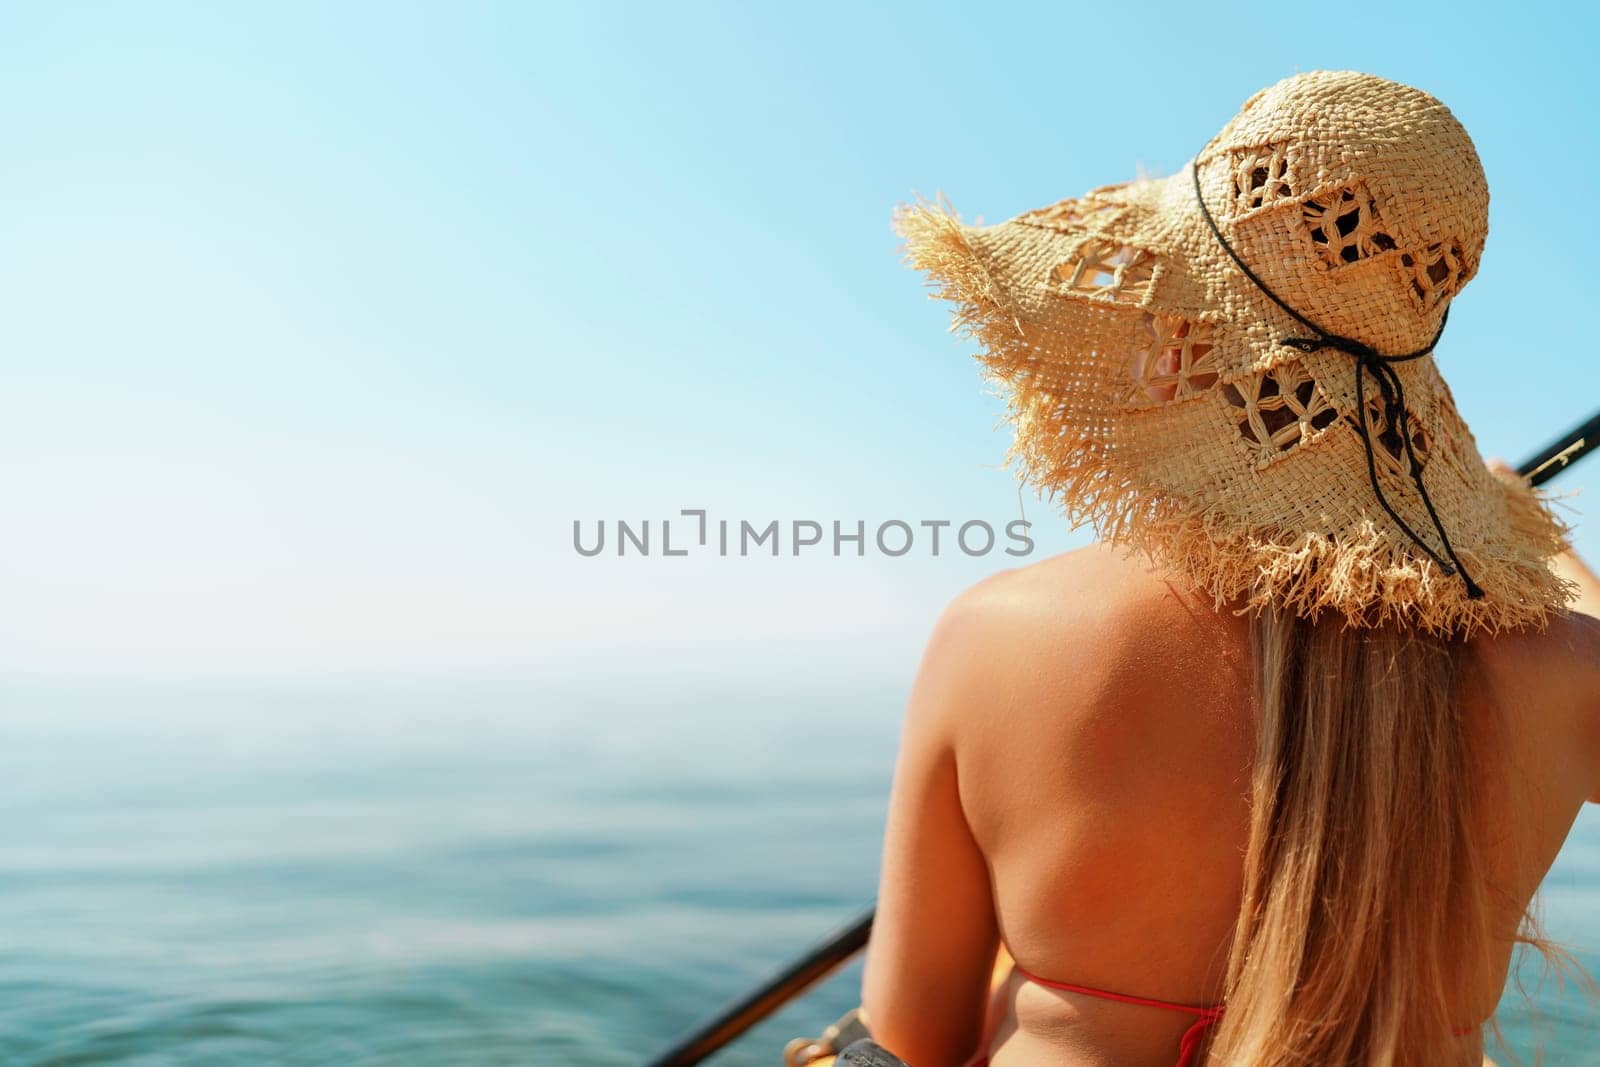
1012 964 1223 1018
1016 965 1480 1064
1012 965 1224 1067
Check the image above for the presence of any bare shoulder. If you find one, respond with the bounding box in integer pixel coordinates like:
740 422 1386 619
935 540 1243 654
1468 607 1600 803
1470 608 1600 703
915 542 1250 737
1561 613 1600 802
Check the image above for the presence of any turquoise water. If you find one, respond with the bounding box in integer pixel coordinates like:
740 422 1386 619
2 679 1595 1065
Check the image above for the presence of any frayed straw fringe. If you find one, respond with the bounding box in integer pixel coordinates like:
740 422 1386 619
894 199 1574 636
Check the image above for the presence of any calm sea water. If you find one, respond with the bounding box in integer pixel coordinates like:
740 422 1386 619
1 679 1595 1065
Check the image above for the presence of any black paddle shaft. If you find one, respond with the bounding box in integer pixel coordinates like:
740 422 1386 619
643 405 1600 1067
644 909 875 1067
1517 408 1600 486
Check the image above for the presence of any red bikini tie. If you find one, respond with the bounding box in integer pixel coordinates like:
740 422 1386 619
1013 967 1225 1067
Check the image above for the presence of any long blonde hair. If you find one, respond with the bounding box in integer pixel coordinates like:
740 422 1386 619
1205 606 1541 1065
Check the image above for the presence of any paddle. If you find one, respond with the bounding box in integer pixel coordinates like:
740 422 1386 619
645 910 874 1067
1518 408 1600 485
644 405 1600 1067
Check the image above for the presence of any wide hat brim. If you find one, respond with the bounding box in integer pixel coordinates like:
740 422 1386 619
895 163 1572 635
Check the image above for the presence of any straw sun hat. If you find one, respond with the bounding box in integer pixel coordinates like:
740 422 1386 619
896 70 1572 635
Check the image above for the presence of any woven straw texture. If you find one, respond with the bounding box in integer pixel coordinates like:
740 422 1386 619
896 70 1572 634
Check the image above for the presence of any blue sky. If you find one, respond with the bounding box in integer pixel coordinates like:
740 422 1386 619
2 1 1596 682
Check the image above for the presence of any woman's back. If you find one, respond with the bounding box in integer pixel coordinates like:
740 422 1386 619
867 542 1600 1067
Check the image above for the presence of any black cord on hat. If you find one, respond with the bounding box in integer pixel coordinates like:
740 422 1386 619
1189 159 1484 600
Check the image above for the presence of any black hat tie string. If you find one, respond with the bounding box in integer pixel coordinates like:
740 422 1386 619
1189 159 1484 600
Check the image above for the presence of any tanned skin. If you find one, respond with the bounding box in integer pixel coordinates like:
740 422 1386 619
863 512 1600 1067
